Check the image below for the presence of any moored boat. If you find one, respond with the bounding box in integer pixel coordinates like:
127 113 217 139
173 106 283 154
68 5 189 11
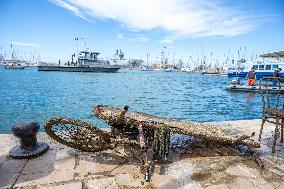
4 59 27 69
180 67 194 72
38 50 121 73
228 50 284 78
225 84 284 93
38 64 121 72
201 66 228 76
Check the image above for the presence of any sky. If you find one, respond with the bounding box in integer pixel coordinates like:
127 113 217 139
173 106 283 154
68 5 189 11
0 0 284 64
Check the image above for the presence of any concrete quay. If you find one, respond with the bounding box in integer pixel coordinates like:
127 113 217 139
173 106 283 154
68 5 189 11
0 119 283 189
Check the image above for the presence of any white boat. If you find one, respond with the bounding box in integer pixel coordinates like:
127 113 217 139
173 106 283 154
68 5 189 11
201 66 228 76
180 67 194 72
228 50 284 78
139 66 153 71
4 59 27 69
107 49 143 68
164 67 178 72
225 84 284 93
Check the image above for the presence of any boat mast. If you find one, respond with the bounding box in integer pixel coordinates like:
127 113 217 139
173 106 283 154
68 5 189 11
0 45 3 64
209 52 212 67
156 54 158 65
146 53 149 65
242 46 247 60
10 43 14 60
172 52 175 67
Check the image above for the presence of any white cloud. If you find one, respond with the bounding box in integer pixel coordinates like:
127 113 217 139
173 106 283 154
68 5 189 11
51 0 90 21
129 36 149 42
52 0 255 38
10 41 41 48
160 38 174 44
117 33 149 42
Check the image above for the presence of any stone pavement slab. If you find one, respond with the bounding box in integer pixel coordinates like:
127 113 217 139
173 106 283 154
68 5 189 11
83 177 118 189
14 169 75 188
0 171 20 188
225 164 261 179
39 181 83 189
0 158 27 188
74 151 126 180
21 148 75 174
151 174 178 189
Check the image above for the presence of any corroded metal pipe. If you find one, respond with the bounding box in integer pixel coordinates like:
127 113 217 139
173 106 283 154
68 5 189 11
94 105 260 148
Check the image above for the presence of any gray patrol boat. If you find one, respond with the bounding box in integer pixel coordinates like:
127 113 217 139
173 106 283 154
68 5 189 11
38 51 121 73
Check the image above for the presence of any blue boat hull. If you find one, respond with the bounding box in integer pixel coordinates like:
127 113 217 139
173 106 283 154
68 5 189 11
228 71 284 79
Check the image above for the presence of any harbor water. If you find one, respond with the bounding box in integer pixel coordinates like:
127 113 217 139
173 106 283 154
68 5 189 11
0 67 267 133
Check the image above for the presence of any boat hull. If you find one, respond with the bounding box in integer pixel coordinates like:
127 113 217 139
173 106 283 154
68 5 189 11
202 72 227 76
37 66 120 73
5 67 25 70
225 84 284 93
228 71 284 79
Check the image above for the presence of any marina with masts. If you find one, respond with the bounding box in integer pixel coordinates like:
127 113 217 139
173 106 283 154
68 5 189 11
1 39 283 78
0 44 42 69
1 0 284 188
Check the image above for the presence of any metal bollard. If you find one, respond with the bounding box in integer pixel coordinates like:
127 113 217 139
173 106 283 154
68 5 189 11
9 121 49 159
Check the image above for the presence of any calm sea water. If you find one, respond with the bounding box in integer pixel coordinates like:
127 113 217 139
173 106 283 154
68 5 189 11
0 67 265 133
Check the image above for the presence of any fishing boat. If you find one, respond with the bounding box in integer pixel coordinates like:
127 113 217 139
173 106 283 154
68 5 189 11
38 50 121 73
228 50 284 78
180 67 194 72
163 67 179 72
139 66 153 71
225 78 284 93
225 84 284 93
201 67 227 76
4 59 27 69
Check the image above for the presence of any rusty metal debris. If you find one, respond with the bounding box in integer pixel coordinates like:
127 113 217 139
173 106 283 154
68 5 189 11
94 105 260 148
153 124 170 161
259 77 284 153
44 105 262 180
250 149 264 169
140 154 153 182
45 117 112 152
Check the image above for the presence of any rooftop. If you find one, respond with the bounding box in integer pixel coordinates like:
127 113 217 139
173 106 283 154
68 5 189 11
260 50 284 58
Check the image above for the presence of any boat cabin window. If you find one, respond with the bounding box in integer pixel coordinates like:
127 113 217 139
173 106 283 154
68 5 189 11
265 65 271 70
272 65 278 69
259 65 264 70
252 65 258 70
